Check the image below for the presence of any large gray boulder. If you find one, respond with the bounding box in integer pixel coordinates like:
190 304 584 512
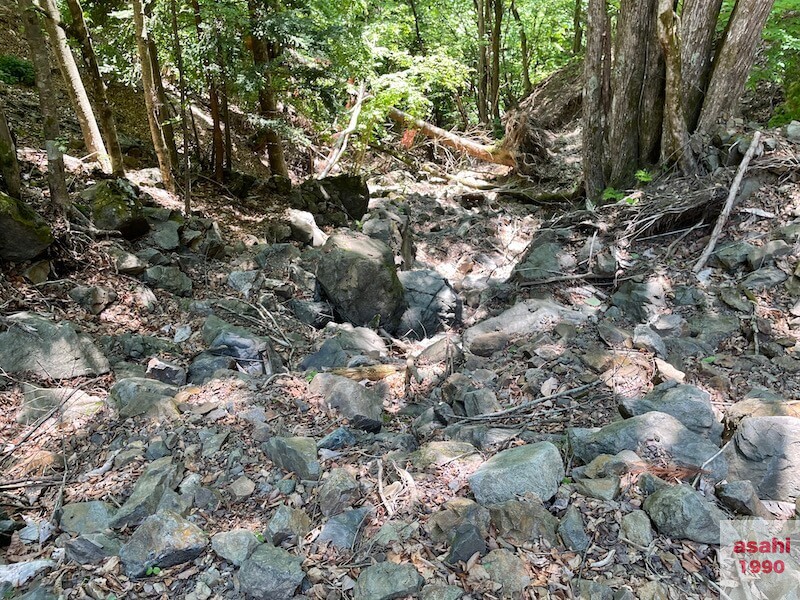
0 192 53 261
0 313 110 378
238 544 305 600
398 269 462 339
79 179 149 239
316 231 407 333
110 456 182 529
568 412 727 481
265 436 320 480
468 442 564 505
462 299 586 354
119 511 207 578
619 383 723 443
308 373 383 432
300 323 388 371
108 378 179 420
643 484 725 544
353 562 423 600
724 416 800 501
18 384 103 425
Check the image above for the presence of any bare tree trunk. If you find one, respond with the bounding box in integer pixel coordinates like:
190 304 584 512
474 0 489 123
572 0 584 54
607 0 656 187
489 0 503 121
510 0 531 96
20 0 69 207
638 0 665 165
657 0 696 175
697 0 776 132
65 0 125 176
0 99 22 199
582 0 609 201
248 0 289 178
169 0 191 215
41 0 111 173
217 38 233 172
679 0 723 132
387 107 515 166
132 0 174 191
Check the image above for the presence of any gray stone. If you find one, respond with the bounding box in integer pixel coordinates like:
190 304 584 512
353 562 423 600
574 475 620 501
69 285 117 314
300 323 389 370
187 352 236 384
119 510 208 578
265 504 311 545
0 560 55 587
265 436 320 480
80 179 148 239
149 220 181 251
716 480 768 516
513 232 574 283
748 240 792 270
316 231 407 333
289 299 333 329
142 266 193 296
575 579 614 600
633 325 666 358
318 468 360 517
397 269 462 339
108 377 179 420
558 505 590 551
286 208 328 247
60 501 116 535
411 441 481 470
463 300 586 354
238 544 305 600
421 584 464 600
107 245 145 275
0 192 53 261
643 484 725 544
318 427 357 450
211 529 260 566
610 280 666 322
724 416 800 501
110 457 181 529
227 270 262 296
620 510 653 547
568 412 727 481
741 267 788 290
18 384 104 425
446 523 486 563
426 498 490 544
482 549 530 597
362 207 414 268
469 442 564 505
209 329 282 377
0 313 110 378
714 242 754 271
309 373 383 432
637 581 669 600
64 533 121 564
489 497 559 546
786 120 800 142
229 476 256 501
318 506 371 549
618 383 723 443
145 357 186 386
462 388 502 417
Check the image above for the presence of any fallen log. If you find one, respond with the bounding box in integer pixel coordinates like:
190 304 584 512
387 107 515 168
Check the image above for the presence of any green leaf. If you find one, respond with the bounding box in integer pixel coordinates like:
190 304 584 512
584 297 602 307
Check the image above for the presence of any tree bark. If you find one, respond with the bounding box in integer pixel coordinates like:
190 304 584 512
217 39 233 172
638 0 665 165
407 0 424 52
697 0 776 132
20 0 69 206
169 0 191 215
41 0 111 173
65 0 125 176
474 0 489 123
248 0 289 178
657 0 696 175
509 0 531 96
132 0 174 191
0 99 22 199
572 0 584 54
679 0 723 132
489 0 503 121
387 107 515 167
582 0 608 201
607 0 657 187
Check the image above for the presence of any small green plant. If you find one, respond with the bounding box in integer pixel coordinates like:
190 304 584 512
145 566 161 576
701 356 717 364
0 55 35 86
305 370 318 382
601 187 626 202
255 532 265 543
635 169 654 184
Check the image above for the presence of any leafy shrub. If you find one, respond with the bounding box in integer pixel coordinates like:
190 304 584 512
0 55 35 86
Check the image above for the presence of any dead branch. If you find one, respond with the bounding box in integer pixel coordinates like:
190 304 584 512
320 82 368 177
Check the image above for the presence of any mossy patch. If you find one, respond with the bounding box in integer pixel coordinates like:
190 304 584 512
0 191 53 261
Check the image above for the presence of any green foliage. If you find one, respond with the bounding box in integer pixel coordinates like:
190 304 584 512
145 566 161 576
634 169 653 184
0 55 35 86
601 187 625 202
255 532 265 543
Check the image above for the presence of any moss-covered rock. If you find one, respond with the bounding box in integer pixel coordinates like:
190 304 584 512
80 179 149 239
0 191 53 261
